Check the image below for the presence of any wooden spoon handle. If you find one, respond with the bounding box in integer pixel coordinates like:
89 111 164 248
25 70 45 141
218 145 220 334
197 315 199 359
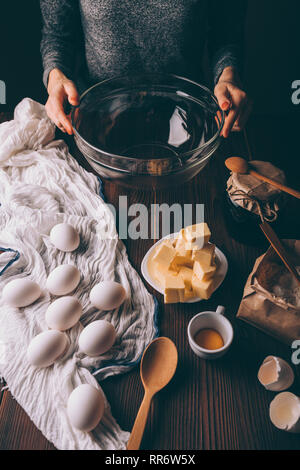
127 391 153 450
249 169 300 200
260 222 300 285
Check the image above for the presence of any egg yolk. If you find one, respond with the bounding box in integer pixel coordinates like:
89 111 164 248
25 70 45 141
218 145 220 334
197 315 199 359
194 329 224 350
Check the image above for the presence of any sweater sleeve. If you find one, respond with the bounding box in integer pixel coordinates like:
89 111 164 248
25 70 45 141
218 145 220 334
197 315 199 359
40 0 81 88
207 0 248 84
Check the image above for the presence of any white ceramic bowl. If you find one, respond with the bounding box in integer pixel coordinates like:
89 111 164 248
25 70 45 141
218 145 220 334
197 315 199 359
187 306 234 360
141 233 228 303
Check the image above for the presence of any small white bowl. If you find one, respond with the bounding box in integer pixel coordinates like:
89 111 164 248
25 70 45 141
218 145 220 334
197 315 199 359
141 233 228 304
187 306 234 360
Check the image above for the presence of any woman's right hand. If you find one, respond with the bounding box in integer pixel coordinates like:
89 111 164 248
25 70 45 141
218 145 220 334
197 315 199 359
45 68 79 135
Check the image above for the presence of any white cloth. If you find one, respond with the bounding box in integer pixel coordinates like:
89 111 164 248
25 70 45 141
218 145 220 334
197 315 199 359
0 99 158 450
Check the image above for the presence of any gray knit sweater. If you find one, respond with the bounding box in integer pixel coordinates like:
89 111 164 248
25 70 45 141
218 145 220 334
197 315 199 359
40 0 247 91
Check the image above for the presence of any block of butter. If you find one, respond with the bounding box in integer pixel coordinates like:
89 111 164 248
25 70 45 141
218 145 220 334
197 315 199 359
183 223 211 250
192 243 215 264
171 237 193 271
175 236 192 257
193 260 217 282
164 274 185 304
183 287 195 301
191 273 215 300
178 266 193 290
152 239 176 270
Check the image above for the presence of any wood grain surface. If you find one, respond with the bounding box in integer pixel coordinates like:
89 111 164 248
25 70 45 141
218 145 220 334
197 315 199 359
0 111 299 450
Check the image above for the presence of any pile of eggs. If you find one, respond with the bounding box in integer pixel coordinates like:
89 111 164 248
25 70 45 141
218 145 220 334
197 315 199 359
2 223 126 432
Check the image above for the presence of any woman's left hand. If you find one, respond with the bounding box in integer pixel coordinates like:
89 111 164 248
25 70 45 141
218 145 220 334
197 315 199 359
214 66 252 138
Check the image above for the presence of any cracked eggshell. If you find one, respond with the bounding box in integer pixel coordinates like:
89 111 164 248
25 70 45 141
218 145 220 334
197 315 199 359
78 320 116 357
258 356 295 392
27 330 69 367
45 296 82 331
270 392 300 433
46 265 80 296
2 278 41 308
50 223 80 252
67 384 105 432
89 281 126 310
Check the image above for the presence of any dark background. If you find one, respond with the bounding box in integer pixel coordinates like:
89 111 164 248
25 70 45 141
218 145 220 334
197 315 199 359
0 0 300 451
1 0 300 116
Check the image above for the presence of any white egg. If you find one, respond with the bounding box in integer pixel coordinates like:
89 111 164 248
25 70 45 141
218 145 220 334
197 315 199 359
45 296 82 331
50 223 80 252
67 384 105 432
46 265 80 296
79 320 116 356
2 278 41 308
89 281 126 310
27 330 69 367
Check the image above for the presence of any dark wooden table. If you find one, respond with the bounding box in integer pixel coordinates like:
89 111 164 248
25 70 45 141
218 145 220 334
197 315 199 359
0 111 299 450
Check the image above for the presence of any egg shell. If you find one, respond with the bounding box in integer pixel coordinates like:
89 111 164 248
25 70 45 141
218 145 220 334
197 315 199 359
67 384 105 432
27 330 69 367
258 356 295 392
50 223 80 252
46 265 80 296
270 392 300 433
89 281 126 310
45 296 82 331
2 278 41 308
79 320 116 357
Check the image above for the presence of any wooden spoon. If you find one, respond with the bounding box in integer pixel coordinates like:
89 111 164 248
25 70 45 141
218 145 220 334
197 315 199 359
260 222 300 286
225 157 300 200
127 337 178 450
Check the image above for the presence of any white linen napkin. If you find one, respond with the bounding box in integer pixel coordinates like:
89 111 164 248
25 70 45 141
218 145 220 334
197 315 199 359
0 98 158 450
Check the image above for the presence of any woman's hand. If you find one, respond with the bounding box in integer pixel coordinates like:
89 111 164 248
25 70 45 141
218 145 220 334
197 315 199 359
214 66 252 138
45 68 79 135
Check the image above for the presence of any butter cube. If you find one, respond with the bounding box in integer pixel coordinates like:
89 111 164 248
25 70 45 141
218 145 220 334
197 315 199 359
178 266 193 290
175 237 192 257
170 236 193 271
192 243 215 265
164 275 185 304
171 254 194 271
193 261 216 282
174 234 192 263
152 240 176 270
184 223 211 250
176 228 186 241
153 264 171 285
192 274 215 300
175 238 191 254
183 288 196 301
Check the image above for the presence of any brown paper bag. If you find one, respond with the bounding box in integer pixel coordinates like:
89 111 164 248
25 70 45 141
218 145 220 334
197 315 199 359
237 240 300 345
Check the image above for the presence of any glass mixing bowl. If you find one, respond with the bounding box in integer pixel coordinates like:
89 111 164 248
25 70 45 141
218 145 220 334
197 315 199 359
71 74 224 189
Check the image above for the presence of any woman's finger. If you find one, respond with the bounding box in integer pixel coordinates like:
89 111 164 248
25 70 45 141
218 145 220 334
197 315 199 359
222 108 239 138
214 85 232 111
46 92 74 135
64 80 80 106
57 123 67 133
214 110 223 130
55 105 73 135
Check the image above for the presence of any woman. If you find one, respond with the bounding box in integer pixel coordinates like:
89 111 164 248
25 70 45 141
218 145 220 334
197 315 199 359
40 0 251 138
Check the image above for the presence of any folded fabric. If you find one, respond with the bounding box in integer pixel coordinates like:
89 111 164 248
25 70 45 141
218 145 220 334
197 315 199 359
0 98 158 450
